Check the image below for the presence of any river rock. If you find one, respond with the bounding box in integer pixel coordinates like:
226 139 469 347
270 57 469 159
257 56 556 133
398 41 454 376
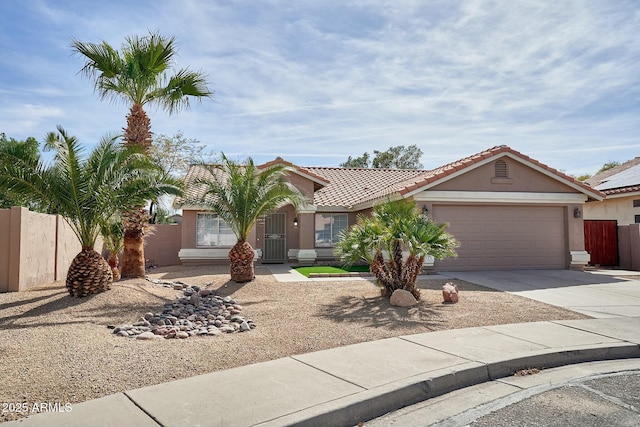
112 279 256 340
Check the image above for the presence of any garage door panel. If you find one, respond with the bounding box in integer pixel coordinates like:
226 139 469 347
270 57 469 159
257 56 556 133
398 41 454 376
433 205 566 270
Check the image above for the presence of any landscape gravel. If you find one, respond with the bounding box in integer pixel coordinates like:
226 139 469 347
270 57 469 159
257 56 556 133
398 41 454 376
0 265 588 423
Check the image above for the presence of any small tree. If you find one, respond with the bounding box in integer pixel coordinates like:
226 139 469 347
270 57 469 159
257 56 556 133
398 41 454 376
183 154 307 282
335 199 458 299
148 131 213 224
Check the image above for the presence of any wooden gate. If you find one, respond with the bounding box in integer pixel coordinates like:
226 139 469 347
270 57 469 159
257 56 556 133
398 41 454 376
263 212 286 263
584 220 618 266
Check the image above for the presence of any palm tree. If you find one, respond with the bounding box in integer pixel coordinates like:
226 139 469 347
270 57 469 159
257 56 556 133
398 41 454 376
101 218 124 281
72 31 212 278
335 199 458 299
0 126 182 297
183 154 307 282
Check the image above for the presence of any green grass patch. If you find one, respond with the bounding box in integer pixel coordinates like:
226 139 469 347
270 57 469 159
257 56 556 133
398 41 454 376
294 265 370 277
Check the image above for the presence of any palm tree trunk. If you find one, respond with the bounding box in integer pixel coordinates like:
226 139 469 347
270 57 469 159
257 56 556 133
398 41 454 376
120 104 152 277
228 240 255 283
120 208 148 278
66 249 113 297
107 252 121 281
124 103 152 149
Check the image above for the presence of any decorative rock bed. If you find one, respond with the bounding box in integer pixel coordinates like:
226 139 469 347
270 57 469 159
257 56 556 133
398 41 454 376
109 278 255 339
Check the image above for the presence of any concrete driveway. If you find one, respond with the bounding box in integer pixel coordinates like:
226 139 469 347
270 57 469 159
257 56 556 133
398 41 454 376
441 269 640 318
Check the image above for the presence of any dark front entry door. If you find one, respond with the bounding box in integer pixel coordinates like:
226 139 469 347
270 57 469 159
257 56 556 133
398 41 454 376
584 220 618 266
263 213 286 263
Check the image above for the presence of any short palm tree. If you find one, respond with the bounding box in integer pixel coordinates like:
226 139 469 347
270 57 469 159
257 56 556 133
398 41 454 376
183 154 307 282
0 126 182 296
72 31 212 278
101 218 125 281
335 199 458 299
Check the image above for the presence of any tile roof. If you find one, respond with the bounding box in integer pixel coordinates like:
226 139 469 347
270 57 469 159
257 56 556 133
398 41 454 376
179 145 604 209
305 167 428 208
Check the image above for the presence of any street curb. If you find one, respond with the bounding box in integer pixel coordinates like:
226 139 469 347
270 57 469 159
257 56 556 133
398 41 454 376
257 343 640 427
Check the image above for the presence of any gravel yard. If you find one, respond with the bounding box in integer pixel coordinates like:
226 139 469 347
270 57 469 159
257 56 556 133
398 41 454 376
0 265 588 423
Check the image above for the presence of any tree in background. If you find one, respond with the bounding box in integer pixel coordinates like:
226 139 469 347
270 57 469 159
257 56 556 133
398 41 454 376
0 127 182 296
596 161 621 174
0 133 41 210
148 131 213 224
340 145 423 169
72 31 212 278
335 199 458 300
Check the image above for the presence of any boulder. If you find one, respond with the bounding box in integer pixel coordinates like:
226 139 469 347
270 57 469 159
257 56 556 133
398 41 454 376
390 289 418 307
442 283 459 303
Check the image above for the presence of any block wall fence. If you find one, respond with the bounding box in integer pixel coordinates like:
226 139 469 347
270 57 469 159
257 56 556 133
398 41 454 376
0 207 180 292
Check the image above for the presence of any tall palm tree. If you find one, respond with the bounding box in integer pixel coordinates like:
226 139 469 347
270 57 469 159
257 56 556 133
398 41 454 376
0 126 182 297
335 199 458 299
183 154 307 282
72 31 212 278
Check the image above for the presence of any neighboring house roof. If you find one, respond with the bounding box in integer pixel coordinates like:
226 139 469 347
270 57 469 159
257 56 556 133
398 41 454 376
586 158 640 195
180 145 604 210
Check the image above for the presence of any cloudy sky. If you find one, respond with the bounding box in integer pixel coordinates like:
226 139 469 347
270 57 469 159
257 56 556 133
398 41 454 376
0 1 638 176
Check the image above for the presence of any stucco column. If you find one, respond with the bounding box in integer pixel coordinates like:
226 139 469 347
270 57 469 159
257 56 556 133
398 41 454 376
568 204 589 270
296 205 317 265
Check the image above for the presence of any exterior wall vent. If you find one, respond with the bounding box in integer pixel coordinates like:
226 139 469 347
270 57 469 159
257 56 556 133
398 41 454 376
495 159 508 178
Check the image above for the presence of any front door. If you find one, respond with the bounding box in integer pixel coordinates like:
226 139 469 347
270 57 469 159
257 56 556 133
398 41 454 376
263 212 286 263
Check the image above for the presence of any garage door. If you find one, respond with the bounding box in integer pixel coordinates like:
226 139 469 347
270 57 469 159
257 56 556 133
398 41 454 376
433 205 566 270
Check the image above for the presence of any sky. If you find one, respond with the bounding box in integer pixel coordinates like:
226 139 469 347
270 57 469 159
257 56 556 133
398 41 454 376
0 1 638 177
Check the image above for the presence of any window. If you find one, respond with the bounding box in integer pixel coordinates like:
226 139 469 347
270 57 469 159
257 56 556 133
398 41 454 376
196 213 235 247
635 215 640 224
633 199 640 208
494 160 508 178
315 213 348 247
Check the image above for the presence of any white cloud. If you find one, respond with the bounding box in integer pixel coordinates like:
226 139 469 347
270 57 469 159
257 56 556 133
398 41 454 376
0 0 638 176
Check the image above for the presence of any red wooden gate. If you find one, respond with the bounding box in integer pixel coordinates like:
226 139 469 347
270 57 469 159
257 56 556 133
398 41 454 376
584 220 618 266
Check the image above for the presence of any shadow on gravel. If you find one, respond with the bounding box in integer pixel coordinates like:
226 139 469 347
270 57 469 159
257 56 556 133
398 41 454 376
0 289 68 312
317 295 447 330
0 291 88 329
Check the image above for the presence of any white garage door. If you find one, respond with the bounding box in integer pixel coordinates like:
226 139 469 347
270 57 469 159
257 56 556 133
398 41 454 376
433 205 566 270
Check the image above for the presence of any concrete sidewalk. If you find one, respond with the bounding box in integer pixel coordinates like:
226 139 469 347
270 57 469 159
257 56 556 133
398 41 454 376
6 317 640 427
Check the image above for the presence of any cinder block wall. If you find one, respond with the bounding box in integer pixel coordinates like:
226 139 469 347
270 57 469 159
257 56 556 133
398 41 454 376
144 224 181 266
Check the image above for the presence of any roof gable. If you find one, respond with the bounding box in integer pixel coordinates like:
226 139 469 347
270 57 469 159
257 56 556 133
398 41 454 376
399 146 604 202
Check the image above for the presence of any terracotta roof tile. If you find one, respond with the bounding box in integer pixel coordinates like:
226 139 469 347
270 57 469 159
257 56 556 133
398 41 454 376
305 167 428 208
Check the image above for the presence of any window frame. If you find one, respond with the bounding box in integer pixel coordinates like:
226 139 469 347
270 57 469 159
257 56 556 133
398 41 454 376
314 213 349 248
195 212 235 248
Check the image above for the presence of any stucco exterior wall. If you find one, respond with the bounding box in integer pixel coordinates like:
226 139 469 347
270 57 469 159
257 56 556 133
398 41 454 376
181 210 198 249
18 209 57 290
432 158 574 193
55 216 82 281
584 196 636 225
618 224 640 270
145 224 181 266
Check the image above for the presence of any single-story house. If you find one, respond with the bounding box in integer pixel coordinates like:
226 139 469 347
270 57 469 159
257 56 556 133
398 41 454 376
177 145 604 271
